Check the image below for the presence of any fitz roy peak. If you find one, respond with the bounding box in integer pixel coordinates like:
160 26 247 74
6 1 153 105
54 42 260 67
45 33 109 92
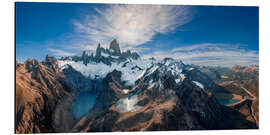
66 39 140 66
109 39 121 54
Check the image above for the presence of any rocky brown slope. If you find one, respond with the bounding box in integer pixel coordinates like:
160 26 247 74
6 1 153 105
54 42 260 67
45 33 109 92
199 65 259 127
226 66 259 127
15 56 72 133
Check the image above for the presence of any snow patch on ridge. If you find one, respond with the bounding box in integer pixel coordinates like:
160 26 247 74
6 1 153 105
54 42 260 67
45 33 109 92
101 52 110 57
101 51 120 59
175 79 181 83
192 81 204 89
136 69 146 80
123 89 129 94
145 65 159 77
115 94 141 112
180 74 185 81
148 83 156 89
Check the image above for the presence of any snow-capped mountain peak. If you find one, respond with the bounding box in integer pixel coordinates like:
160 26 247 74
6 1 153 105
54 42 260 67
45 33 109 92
58 40 187 87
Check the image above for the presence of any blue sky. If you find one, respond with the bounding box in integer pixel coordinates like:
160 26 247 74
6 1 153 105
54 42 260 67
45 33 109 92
16 2 258 67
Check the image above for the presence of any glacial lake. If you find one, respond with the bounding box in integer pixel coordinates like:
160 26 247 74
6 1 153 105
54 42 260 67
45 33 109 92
219 99 240 105
72 92 96 119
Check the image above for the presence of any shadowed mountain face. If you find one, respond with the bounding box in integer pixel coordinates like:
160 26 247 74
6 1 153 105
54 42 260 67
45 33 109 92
16 40 258 133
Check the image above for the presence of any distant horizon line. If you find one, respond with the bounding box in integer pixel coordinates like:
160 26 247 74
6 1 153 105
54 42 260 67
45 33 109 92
15 55 259 68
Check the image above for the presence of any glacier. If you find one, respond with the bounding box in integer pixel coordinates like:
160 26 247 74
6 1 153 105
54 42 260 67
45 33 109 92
115 94 141 112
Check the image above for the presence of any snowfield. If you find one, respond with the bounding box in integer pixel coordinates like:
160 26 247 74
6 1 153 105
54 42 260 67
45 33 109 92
58 57 186 87
58 59 153 86
115 94 141 112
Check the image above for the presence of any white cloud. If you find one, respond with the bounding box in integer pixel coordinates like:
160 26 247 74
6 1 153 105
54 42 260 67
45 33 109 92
47 48 75 56
73 4 192 50
142 43 258 67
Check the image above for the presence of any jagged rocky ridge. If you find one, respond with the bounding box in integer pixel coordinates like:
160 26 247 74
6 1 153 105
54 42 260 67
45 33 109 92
15 39 258 133
62 39 140 65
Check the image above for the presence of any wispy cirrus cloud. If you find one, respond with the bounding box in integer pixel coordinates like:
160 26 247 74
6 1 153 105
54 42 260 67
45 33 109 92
73 4 193 50
47 48 75 56
170 43 249 53
46 5 258 67
142 43 258 67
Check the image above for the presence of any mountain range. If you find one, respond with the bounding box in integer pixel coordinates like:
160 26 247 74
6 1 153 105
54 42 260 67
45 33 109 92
15 39 259 133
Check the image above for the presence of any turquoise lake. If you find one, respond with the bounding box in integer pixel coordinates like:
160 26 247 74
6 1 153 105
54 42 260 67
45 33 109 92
72 92 96 119
219 99 240 105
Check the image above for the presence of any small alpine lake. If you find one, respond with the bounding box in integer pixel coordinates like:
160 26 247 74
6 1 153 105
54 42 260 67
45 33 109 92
72 92 96 119
219 99 240 105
